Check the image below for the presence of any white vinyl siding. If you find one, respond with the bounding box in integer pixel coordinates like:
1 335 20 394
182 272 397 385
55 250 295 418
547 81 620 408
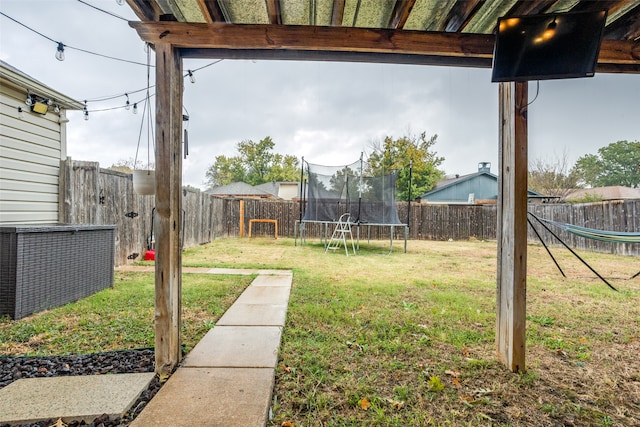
0 84 63 224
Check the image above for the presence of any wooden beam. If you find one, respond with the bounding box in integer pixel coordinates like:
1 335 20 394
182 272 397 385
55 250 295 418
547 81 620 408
496 81 528 373
388 0 417 29
196 0 226 23
331 0 346 26
441 0 483 32
130 21 495 57
604 3 640 41
266 0 282 25
506 0 556 16
129 22 640 72
153 42 183 376
126 0 162 21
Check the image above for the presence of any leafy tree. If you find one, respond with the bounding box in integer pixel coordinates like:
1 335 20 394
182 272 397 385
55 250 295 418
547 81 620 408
329 166 359 197
205 137 300 188
266 153 300 183
205 155 245 186
571 140 640 188
528 151 580 200
367 131 445 201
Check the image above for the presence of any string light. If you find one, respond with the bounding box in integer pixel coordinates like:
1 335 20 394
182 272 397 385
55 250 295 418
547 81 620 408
56 42 65 61
12 55 222 118
0 12 151 67
17 106 25 119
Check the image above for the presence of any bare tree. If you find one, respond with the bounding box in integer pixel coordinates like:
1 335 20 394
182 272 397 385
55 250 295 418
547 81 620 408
528 150 581 201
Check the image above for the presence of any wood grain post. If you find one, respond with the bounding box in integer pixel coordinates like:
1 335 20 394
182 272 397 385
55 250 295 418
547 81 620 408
496 81 528 373
153 42 183 376
239 199 245 237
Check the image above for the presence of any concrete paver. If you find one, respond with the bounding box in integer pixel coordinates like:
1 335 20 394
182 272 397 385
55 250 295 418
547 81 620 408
182 326 282 368
217 303 288 326
0 373 154 425
250 274 293 286
132 270 293 425
235 285 291 305
129 368 274 427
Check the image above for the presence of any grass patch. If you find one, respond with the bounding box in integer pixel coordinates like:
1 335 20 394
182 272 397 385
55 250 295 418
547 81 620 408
1 237 639 426
0 272 252 355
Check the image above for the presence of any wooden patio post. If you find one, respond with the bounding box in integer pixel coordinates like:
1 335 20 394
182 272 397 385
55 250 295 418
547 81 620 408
496 81 528 373
153 42 183 376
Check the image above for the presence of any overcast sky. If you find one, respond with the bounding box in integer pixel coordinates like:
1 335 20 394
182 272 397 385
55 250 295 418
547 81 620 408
1 1 638 190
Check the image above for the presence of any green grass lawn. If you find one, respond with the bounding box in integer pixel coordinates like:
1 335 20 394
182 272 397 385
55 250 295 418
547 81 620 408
1 237 639 426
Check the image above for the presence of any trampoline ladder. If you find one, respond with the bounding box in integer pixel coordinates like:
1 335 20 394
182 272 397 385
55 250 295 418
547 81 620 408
325 213 356 256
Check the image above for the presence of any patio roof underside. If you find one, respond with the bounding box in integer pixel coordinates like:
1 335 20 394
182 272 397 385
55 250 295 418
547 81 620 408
127 0 640 73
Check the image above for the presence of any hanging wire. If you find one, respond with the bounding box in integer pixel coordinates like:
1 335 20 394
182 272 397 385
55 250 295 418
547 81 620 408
134 44 154 169
84 60 224 111
0 11 152 67
76 0 129 21
84 86 148 103
518 80 540 113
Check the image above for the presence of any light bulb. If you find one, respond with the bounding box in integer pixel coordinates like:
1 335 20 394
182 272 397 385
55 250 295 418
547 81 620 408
187 70 195 84
133 103 138 114
54 105 60 113
17 107 25 119
56 42 65 61
25 95 33 107
116 0 124 5
84 110 89 120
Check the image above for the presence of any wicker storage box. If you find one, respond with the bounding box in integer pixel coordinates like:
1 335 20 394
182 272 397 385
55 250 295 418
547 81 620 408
0 224 115 320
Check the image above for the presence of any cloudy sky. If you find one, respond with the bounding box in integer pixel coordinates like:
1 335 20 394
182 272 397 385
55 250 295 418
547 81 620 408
1 1 638 190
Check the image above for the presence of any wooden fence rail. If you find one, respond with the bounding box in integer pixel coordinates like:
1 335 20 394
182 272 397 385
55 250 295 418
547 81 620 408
61 159 639 265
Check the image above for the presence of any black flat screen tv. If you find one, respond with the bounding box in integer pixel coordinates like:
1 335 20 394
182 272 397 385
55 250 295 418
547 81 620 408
491 10 607 82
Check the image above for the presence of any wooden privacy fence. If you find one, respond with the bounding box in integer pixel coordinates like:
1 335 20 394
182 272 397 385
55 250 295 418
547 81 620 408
527 200 639 256
61 159 639 264
61 159 226 266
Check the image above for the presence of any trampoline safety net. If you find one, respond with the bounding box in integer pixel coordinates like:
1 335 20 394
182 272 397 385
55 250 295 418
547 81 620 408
302 157 403 225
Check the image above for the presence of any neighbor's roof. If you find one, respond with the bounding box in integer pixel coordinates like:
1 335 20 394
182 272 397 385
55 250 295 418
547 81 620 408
421 169 497 198
126 1 640 73
421 169 541 198
0 60 84 110
566 185 640 201
254 181 300 196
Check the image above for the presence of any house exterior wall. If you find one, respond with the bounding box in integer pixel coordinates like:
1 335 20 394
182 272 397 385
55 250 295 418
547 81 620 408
0 78 67 224
278 183 299 200
423 175 498 204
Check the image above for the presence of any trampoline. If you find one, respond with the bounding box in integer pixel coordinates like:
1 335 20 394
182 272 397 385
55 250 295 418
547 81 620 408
295 154 410 253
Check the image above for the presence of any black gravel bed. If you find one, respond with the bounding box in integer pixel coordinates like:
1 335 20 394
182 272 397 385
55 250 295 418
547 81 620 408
0 348 161 427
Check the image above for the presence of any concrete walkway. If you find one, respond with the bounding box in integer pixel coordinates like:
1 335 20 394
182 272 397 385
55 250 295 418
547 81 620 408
0 267 292 426
130 268 293 426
